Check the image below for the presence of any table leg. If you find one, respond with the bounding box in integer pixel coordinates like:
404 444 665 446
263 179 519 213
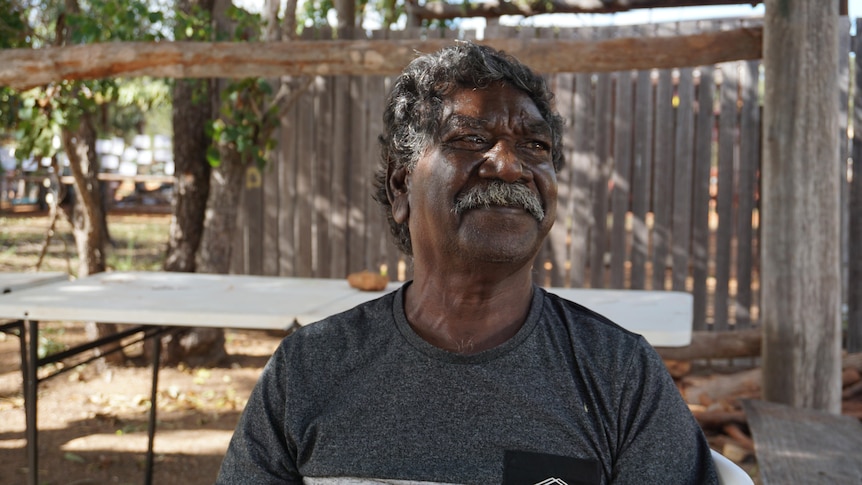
145 333 161 485
14 321 29 414
26 319 38 485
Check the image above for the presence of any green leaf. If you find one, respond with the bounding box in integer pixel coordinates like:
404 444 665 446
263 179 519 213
206 146 221 168
64 452 86 464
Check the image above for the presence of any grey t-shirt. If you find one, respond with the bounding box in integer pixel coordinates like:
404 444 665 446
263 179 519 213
217 284 717 484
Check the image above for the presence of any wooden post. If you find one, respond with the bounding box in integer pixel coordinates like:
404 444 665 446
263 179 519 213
850 20 862 354
762 0 843 411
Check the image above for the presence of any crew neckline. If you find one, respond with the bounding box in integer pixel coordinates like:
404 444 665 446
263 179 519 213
391 281 544 364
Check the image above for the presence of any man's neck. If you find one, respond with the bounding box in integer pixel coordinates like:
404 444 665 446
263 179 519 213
403 264 535 355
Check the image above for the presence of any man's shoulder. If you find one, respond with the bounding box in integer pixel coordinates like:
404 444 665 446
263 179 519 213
296 287 396 332
271 288 402 375
536 287 648 358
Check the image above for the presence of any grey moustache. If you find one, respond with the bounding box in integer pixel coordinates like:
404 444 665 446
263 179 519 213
454 181 545 221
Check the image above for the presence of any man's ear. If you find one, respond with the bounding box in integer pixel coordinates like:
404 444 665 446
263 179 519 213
387 165 410 224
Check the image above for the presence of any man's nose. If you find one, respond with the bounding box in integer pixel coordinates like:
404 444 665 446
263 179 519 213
478 141 530 183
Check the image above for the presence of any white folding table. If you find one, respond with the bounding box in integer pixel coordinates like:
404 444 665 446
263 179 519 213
0 271 692 485
0 271 68 294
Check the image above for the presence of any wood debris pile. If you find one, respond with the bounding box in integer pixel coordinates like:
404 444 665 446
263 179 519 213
657 333 862 465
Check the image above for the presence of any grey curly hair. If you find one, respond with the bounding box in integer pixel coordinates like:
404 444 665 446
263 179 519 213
373 41 565 256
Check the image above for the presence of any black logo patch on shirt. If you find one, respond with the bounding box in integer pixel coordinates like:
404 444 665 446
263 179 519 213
501 450 601 485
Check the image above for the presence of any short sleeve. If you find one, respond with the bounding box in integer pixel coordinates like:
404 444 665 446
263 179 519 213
216 343 301 484
610 338 718 484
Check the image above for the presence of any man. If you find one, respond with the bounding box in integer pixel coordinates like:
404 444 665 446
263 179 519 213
217 42 718 484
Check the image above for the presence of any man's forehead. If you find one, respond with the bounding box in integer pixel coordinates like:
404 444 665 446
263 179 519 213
438 84 547 124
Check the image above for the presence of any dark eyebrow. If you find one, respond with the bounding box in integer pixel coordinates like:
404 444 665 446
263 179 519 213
441 114 552 139
441 114 487 133
524 119 553 139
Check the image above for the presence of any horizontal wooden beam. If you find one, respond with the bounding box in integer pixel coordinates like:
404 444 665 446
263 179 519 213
406 0 764 21
0 27 762 91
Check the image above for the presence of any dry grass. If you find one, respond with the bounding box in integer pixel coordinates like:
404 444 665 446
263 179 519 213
1 213 171 275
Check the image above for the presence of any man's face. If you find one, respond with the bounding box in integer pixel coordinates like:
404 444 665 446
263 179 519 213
392 82 558 267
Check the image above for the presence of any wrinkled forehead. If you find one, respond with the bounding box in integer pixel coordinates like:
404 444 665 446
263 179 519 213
436 83 551 136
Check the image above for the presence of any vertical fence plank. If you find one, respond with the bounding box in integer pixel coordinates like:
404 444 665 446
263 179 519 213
590 35 613 289
243 167 264 275
672 67 695 293
314 76 334 277
692 65 715 330
550 68 575 287
735 60 760 329
630 63 653 289
611 69 634 289
713 62 738 331
568 69 595 288
546 29 575 288
295 73 315 277
346 59 367 275
277 80 299 276
262 121 281 276
652 68 674 291
330 65 350 278
357 69 376 274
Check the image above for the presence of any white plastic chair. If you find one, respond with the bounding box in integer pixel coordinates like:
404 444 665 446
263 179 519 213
711 449 754 485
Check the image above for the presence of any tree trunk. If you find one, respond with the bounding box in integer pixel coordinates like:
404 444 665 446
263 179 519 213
850 23 862 354
761 0 842 412
196 145 246 274
61 113 123 364
164 78 212 273
159 76 215 366
61 115 106 277
167 146 245 367
195 0 248 278
158 0 222 366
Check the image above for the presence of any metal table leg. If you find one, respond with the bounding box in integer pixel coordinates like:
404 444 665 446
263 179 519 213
145 332 162 485
16 322 169 485
26 319 38 485
16 321 28 413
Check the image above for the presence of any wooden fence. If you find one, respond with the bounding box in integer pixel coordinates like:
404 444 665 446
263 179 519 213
231 17 855 332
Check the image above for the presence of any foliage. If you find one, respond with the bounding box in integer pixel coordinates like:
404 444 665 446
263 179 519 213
207 78 279 170
38 326 68 359
296 0 407 31
1 0 168 166
0 0 31 146
300 0 336 30
225 4 264 41
174 3 213 42
0 0 31 48
65 0 165 43
2 0 411 174
203 6 282 171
